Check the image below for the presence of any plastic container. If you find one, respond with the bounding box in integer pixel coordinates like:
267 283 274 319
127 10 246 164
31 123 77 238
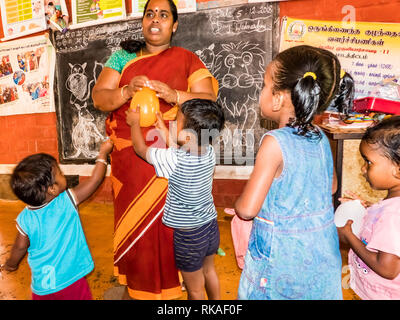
353 97 400 115
334 200 367 237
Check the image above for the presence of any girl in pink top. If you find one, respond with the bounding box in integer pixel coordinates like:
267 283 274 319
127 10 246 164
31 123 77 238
337 116 400 299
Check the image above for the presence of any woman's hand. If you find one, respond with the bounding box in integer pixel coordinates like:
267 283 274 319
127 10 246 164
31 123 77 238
126 75 150 98
146 80 177 105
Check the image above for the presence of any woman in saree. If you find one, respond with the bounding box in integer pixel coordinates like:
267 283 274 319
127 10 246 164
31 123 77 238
92 0 218 300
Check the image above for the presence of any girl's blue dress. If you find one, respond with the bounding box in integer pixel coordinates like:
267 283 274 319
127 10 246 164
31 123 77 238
238 126 343 300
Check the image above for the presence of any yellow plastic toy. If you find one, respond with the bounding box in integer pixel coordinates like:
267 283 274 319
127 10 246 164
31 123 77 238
130 87 160 127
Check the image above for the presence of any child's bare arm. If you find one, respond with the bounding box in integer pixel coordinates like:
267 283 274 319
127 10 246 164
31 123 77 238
126 108 149 161
235 135 282 220
3 232 29 272
71 138 113 205
338 220 400 279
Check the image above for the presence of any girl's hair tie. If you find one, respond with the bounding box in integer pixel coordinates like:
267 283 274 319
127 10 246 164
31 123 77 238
303 72 317 80
340 69 346 79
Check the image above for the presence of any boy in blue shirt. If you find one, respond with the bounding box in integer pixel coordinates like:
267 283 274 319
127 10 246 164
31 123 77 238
1 138 113 300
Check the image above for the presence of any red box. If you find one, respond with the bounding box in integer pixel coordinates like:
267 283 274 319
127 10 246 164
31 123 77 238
353 97 400 115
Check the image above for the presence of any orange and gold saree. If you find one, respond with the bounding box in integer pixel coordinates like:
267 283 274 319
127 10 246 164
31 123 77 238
106 46 218 299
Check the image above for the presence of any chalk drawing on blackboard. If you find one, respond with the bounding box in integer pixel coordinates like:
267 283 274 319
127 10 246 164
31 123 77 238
215 41 265 101
195 43 222 76
67 60 105 158
52 1 278 163
196 41 265 148
66 62 94 104
70 101 105 158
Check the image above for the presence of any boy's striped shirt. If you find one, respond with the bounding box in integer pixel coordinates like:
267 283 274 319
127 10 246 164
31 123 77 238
148 145 217 229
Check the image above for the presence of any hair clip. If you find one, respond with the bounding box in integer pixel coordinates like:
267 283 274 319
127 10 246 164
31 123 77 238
340 69 346 79
303 72 317 80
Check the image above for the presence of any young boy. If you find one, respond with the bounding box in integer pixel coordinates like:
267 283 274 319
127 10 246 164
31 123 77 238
126 98 225 300
0 138 113 300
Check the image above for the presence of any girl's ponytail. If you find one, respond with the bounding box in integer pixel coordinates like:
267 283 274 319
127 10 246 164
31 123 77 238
273 45 342 138
289 73 321 137
327 71 355 115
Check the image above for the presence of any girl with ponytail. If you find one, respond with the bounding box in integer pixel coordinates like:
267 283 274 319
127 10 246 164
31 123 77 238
235 45 344 300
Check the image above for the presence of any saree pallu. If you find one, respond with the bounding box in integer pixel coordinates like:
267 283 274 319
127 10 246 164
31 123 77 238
106 46 218 300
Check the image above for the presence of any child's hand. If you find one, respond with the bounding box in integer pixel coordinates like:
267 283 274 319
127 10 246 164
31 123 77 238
99 137 113 156
154 112 167 132
339 191 372 208
126 107 140 127
336 220 354 245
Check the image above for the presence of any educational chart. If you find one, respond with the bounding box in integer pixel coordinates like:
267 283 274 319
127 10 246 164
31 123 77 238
70 0 126 28
0 0 47 40
0 35 55 116
280 17 400 99
52 2 279 163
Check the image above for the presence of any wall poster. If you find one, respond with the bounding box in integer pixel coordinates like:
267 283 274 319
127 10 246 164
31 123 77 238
0 0 47 41
0 34 55 116
280 17 400 99
70 0 126 28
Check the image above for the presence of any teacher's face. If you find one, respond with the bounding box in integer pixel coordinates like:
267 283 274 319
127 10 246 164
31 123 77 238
142 0 178 47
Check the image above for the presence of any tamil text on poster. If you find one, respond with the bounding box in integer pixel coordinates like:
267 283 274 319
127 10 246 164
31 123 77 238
280 17 400 99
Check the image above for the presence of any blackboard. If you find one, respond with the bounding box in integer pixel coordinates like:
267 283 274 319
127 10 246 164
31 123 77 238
52 2 279 164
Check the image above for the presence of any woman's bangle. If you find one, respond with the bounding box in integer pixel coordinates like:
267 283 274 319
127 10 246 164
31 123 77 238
175 89 180 105
95 158 108 166
120 85 129 100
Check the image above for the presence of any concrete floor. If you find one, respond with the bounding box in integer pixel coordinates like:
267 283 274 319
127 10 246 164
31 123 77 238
0 200 359 300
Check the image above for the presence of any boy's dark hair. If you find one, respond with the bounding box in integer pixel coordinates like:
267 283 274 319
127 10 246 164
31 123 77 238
362 116 400 165
273 45 344 138
10 153 58 206
180 98 225 146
